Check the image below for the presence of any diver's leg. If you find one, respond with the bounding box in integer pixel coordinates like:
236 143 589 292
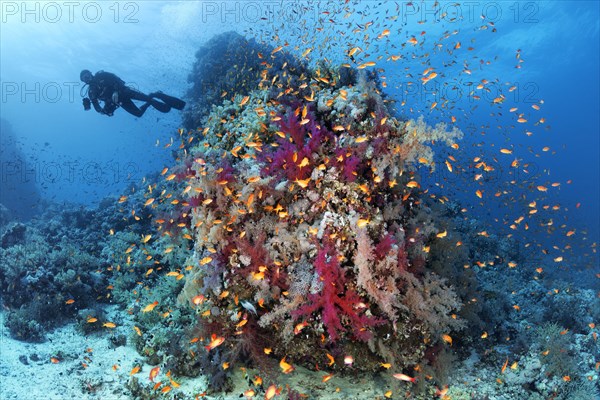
149 99 171 113
148 92 186 110
120 97 146 117
119 88 171 112
139 102 152 115
127 89 169 112
128 90 152 102
122 88 168 114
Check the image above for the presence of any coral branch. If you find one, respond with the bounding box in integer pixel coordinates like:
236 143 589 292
292 238 382 342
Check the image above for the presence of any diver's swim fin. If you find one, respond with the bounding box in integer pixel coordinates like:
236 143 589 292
150 92 186 110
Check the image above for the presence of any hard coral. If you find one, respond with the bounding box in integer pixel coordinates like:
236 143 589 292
183 31 309 131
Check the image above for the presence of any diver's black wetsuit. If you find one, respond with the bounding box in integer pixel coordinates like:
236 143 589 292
82 70 185 117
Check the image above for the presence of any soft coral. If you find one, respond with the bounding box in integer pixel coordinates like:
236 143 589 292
261 111 313 182
292 238 382 342
235 234 289 291
261 108 334 183
332 147 363 183
262 140 313 182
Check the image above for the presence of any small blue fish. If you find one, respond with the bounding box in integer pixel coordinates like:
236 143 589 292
240 300 257 315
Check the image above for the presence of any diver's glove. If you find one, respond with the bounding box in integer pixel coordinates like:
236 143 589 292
112 91 119 104
83 98 91 111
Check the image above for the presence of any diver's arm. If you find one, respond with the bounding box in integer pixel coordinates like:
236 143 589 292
92 98 115 116
91 98 104 114
88 86 105 114
102 101 118 116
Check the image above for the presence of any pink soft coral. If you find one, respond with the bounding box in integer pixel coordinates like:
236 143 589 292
292 238 382 342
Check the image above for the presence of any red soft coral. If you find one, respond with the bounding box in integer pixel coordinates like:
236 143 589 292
278 110 308 147
332 147 362 183
260 110 314 182
171 155 196 181
292 238 382 342
235 235 289 291
262 141 313 182
260 107 341 184
374 233 395 261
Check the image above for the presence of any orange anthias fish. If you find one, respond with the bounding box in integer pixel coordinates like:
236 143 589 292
205 334 225 351
280 356 295 374
436 385 449 397
142 301 159 313
441 334 453 345
149 366 160 382
393 373 417 383
294 321 309 335
264 384 281 400
501 357 509 374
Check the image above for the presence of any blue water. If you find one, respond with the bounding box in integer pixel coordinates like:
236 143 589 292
2 1 597 240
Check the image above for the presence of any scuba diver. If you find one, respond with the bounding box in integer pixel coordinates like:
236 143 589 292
80 69 186 117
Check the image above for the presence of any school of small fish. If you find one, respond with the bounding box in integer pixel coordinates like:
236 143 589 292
99 1 597 398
